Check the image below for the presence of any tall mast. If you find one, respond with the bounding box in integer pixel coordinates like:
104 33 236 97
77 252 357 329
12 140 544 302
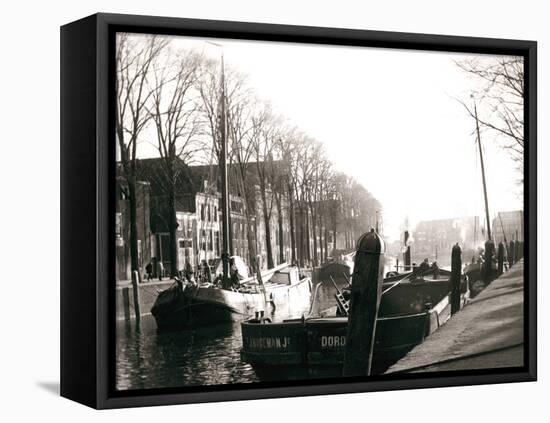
474 100 492 241
220 54 231 280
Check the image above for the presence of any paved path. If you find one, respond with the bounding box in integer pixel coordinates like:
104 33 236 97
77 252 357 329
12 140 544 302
386 259 524 374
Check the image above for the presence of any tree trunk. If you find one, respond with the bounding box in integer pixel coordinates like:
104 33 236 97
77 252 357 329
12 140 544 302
127 177 140 277
318 211 324 264
168 181 179 277
288 189 297 264
260 184 274 269
245 206 256 267
235 167 256 267
305 208 311 266
333 211 337 253
276 196 284 264
298 205 304 267
310 203 318 267
324 223 329 261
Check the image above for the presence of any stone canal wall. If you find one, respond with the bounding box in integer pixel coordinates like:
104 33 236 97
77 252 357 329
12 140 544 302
385 259 524 374
116 280 174 320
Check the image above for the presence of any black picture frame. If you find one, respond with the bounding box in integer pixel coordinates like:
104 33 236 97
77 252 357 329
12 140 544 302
60 12 537 409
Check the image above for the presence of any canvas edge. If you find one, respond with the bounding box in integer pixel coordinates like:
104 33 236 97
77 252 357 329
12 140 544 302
58 12 537 410
60 14 100 409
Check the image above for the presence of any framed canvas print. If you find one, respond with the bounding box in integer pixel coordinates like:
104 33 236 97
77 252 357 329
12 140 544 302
60 13 537 409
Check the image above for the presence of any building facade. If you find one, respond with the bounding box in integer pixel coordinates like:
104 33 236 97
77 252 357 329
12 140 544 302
115 178 152 281
115 159 295 279
412 216 481 267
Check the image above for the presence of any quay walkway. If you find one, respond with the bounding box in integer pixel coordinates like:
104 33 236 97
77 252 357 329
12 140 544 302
386 259 524 374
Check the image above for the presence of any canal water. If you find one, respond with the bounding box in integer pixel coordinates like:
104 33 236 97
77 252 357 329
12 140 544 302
115 260 412 391
116 280 341 391
116 317 259 390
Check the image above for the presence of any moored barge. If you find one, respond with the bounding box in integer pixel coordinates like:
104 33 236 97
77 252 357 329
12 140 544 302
241 274 469 379
151 263 311 331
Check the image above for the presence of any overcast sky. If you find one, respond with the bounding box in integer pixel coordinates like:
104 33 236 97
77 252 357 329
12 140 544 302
129 33 523 242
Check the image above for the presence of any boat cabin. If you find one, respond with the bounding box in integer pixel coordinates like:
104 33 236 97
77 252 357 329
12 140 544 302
269 267 300 285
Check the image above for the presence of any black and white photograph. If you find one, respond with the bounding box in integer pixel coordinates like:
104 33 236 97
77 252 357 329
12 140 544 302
3 0 548 419
114 31 526 391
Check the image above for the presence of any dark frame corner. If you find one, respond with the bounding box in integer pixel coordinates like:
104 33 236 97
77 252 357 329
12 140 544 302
60 12 537 409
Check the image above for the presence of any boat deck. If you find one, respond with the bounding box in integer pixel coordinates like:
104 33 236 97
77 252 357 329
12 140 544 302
385 259 524 374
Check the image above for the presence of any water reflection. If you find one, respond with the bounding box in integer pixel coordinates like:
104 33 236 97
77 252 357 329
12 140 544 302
116 280 345 391
116 318 259 390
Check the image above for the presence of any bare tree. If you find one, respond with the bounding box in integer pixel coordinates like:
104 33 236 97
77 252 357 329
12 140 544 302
269 134 289 265
292 136 316 266
324 171 341 254
228 96 257 264
116 35 383 275
305 143 332 264
276 128 302 264
197 58 257 260
315 154 333 262
328 172 379 251
148 48 202 276
197 59 249 162
251 103 282 269
116 33 168 277
457 57 524 171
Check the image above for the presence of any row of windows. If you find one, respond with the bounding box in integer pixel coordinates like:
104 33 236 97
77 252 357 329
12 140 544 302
199 202 245 222
177 233 221 254
177 217 194 237
178 239 193 249
230 200 243 214
200 203 218 222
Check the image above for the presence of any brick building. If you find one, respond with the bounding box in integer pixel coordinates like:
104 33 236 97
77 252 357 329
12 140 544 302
114 158 292 278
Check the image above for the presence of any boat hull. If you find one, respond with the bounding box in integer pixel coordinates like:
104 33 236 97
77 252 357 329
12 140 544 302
241 313 429 378
241 280 469 379
151 276 312 331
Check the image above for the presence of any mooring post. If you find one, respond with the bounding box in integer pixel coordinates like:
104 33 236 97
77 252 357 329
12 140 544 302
497 242 505 275
423 302 433 336
509 240 516 266
343 229 385 377
483 240 495 284
516 241 523 262
132 270 142 325
122 287 131 321
450 243 462 315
